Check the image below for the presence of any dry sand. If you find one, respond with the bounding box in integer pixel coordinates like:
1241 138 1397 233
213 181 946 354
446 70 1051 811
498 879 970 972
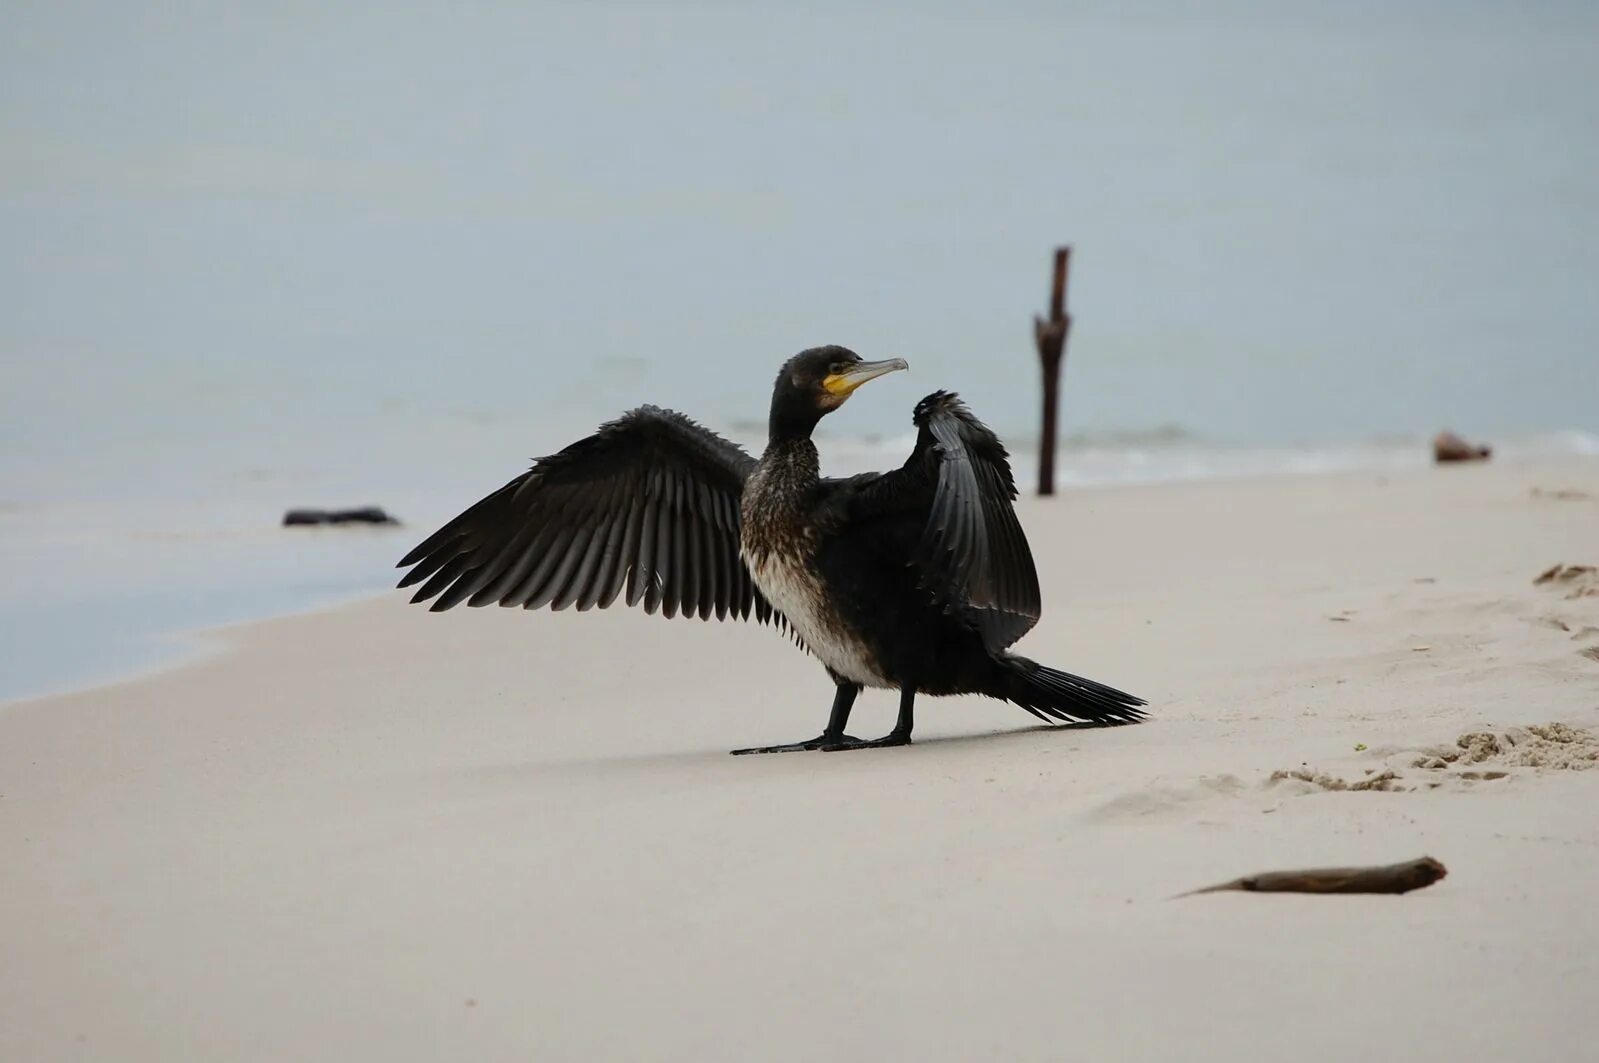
3 459 1597 1061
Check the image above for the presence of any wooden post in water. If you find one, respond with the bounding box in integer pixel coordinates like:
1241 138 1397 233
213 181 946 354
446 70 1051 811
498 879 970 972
1034 246 1072 496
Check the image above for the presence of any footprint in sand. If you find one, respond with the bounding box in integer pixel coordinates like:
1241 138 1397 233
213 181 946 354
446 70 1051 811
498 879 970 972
1534 563 1599 600
1538 618 1599 642
1085 775 1249 823
1531 487 1594 502
1523 615 1597 662
1529 566 1599 659
1267 768 1406 793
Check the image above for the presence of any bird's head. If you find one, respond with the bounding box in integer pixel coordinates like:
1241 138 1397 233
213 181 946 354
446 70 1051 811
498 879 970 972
768 345 908 441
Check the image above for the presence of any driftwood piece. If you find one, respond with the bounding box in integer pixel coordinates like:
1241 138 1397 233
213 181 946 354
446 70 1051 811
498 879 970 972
1179 856 1447 897
1433 431 1490 463
283 506 400 527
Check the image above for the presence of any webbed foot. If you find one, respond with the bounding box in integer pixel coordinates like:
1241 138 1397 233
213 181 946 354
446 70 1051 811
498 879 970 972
729 731 910 755
730 733 863 755
828 730 912 751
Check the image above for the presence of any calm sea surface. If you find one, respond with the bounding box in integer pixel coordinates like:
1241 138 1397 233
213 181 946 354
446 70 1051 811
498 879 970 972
3 1 1596 701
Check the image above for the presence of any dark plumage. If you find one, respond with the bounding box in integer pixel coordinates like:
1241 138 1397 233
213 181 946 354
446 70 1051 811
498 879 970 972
398 345 1145 752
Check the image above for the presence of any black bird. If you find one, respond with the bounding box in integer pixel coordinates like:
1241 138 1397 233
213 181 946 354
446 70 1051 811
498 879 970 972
396 346 1145 752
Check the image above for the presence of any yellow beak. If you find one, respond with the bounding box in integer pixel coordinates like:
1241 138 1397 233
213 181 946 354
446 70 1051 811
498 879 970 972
821 358 909 397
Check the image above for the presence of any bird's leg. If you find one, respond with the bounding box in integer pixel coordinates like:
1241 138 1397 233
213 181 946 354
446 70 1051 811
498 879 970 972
888 685 915 743
730 682 863 755
834 685 915 750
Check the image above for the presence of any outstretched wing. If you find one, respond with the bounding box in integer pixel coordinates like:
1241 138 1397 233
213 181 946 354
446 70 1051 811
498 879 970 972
847 391 1041 651
397 406 771 622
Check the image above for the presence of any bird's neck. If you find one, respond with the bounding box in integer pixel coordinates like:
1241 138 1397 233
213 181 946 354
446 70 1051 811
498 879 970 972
744 437 820 551
759 393 823 503
757 436 819 485
767 390 823 446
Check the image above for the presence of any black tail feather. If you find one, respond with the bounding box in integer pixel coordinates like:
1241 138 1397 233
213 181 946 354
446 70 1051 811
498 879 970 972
995 656 1147 726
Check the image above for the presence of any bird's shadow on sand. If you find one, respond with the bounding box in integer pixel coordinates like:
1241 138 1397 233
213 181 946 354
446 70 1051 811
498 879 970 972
906 720 1119 748
439 720 1131 789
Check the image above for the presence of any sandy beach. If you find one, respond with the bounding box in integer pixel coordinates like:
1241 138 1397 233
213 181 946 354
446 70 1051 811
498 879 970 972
3 458 1597 1061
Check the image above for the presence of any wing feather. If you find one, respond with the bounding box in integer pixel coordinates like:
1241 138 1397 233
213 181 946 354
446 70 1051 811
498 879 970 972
397 406 776 626
847 391 1041 652
557 492 613 611
654 480 678 617
584 494 631 611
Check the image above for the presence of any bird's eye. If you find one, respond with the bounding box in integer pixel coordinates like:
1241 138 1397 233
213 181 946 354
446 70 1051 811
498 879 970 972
829 362 845 374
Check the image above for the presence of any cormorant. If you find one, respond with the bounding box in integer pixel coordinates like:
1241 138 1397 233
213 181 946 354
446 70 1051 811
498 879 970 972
397 346 1146 752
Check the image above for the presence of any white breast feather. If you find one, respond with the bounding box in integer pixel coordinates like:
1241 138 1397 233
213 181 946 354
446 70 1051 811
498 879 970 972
745 549 891 688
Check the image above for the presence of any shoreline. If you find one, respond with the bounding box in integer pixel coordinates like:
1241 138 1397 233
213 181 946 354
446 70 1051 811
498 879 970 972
5 454 1597 711
0 586 390 711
